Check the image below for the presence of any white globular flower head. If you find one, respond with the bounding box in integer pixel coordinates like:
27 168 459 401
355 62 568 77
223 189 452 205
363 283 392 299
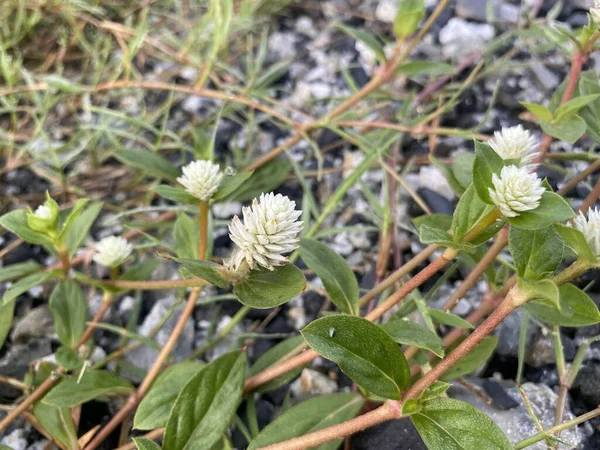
591 0 600 24
93 236 133 268
34 205 53 220
488 125 538 167
225 193 303 272
177 160 223 201
569 208 600 257
489 165 545 218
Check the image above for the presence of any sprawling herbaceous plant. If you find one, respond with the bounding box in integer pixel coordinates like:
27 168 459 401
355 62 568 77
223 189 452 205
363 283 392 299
3 2 600 450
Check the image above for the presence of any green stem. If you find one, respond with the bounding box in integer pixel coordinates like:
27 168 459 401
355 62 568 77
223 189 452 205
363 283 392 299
552 259 590 286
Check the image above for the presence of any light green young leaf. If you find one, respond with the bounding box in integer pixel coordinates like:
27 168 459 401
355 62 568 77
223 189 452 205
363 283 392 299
0 300 15 351
413 214 452 232
508 192 574 230
0 209 54 246
234 264 306 309
163 351 246 450
49 280 88 348
440 336 497 381
519 279 560 310
452 184 495 241
248 393 364 450
508 226 563 280
555 224 596 261
520 102 553 122
300 238 359 315
380 319 445 357
213 172 253 200
249 335 306 393
554 94 600 121
302 315 410 399
394 0 425 38
173 213 199 260
57 198 88 248
452 152 475 189
430 156 466 196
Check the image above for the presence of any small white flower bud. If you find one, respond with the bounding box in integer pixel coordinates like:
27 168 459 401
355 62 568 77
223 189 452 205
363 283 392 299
225 193 303 272
177 160 223 201
489 165 545 218
93 236 133 267
591 0 600 23
569 208 600 257
488 125 538 167
34 205 53 220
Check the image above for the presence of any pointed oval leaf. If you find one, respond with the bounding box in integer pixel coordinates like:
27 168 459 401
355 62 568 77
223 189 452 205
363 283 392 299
452 184 495 241
300 238 359 315
301 315 410 399
213 172 253 200
380 320 445 357
3 270 61 305
49 280 88 348
234 264 306 309
155 185 199 204
249 335 306 393
440 336 497 381
0 300 15 351
508 192 574 230
473 141 504 204
428 309 473 329
161 254 228 288
163 351 246 450
411 397 512 450
64 201 103 257
0 261 42 283
114 149 180 181
34 401 78 450
248 393 365 450
526 283 600 327
508 226 563 280
0 209 54 246
555 224 595 261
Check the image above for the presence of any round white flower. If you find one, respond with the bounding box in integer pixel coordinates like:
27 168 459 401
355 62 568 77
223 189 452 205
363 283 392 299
177 160 223 201
34 205 53 220
225 193 303 272
489 165 545 218
93 236 133 267
569 208 600 256
591 0 600 23
488 125 538 167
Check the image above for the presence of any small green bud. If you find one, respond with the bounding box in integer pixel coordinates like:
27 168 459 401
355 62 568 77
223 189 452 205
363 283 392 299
27 192 59 234
394 0 425 39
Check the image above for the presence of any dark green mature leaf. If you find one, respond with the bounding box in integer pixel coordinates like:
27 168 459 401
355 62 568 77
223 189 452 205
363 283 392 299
248 393 364 450
0 209 53 246
163 351 246 450
55 346 81 371
381 320 444 357
57 198 88 248
0 261 41 283
508 192 574 230
49 280 88 348
0 300 15 350
555 224 596 261
133 438 162 450
334 24 385 61
173 213 199 260
428 309 473 329
249 335 305 393
472 141 504 204
114 149 180 181
541 115 587 144
411 397 512 450
3 270 60 305
164 255 228 288
440 336 497 381
34 401 78 450
155 185 198 204
397 61 455 77
230 159 291 202
64 201 103 257
526 283 600 327
452 184 495 241
44 370 134 407
300 238 359 315
413 214 452 232
418 226 471 251
234 264 306 308
302 315 410 399
213 172 253 200
508 226 563 280
135 361 204 430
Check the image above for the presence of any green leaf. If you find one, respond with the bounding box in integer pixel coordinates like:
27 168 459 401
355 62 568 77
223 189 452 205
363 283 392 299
555 224 596 261
301 315 410 399
508 192 574 230
57 198 88 247
452 184 495 241
63 201 103 257
164 255 228 288
430 156 465 196
173 214 200 260
0 300 15 351
526 283 600 327
333 24 385 61
55 346 82 371
44 369 134 407
452 152 475 189
541 115 587 144
213 172 254 201
3 270 60 305
418 225 456 248
420 381 452 402
155 185 198 204
0 209 53 246
49 280 88 348
45 75 84 93
521 102 553 122
508 226 563 280
114 149 180 181
428 309 473 329
248 393 364 450
121 260 160 281
133 438 162 450
554 94 600 121
380 320 445 357
135 361 204 430
394 0 425 38
411 397 512 450
440 336 497 381
519 279 561 312
249 335 306 393
0 261 41 283
472 141 504 204
163 351 246 450
397 61 455 77
299 238 359 315
230 159 290 202
413 214 452 232
34 401 78 450
234 264 306 309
